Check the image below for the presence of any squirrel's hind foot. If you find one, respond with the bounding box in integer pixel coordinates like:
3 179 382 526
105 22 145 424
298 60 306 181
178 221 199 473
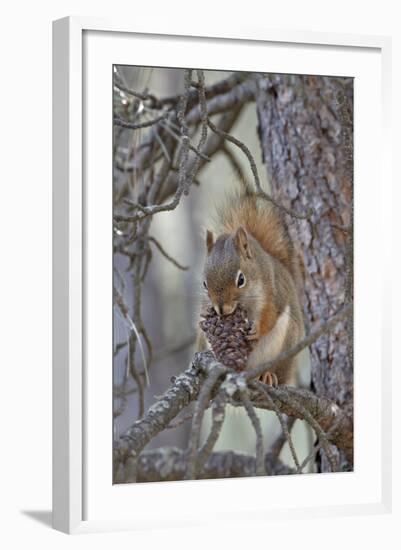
259 371 278 387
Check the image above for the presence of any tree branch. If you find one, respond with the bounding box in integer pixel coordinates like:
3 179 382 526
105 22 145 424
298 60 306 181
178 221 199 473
132 447 295 483
115 353 216 464
115 345 353 480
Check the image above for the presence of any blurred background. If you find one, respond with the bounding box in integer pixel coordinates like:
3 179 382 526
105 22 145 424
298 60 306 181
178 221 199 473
113 66 313 474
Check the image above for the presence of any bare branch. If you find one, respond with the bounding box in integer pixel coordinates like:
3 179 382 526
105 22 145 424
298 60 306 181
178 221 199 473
238 385 265 475
253 381 301 472
158 106 243 203
245 303 352 381
132 447 294 483
185 361 227 479
196 392 227 473
148 236 189 270
269 416 296 459
160 71 253 108
116 353 214 464
114 73 159 104
114 114 167 130
115 345 353 479
188 70 208 184
207 116 312 220
267 387 338 472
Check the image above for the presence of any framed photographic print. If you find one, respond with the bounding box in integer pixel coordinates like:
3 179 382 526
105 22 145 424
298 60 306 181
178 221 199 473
52 17 391 534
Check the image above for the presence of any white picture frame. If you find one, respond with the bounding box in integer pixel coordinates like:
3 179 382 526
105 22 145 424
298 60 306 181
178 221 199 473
52 16 392 534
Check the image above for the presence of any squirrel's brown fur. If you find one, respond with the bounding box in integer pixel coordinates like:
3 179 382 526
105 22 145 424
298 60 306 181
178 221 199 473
199 189 305 386
217 194 293 274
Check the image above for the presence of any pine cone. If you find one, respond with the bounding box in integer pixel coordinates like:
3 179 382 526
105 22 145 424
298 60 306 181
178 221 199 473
199 305 255 372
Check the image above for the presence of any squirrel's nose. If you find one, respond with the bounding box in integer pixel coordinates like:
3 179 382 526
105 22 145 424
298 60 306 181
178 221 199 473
223 303 237 315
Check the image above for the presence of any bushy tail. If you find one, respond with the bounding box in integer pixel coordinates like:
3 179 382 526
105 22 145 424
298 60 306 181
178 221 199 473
215 190 302 286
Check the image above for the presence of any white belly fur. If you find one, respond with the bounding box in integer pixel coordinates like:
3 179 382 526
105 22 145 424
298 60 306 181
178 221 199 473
247 305 291 369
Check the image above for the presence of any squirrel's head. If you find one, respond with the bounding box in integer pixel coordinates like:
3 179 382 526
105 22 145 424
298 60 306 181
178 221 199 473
203 226 257 316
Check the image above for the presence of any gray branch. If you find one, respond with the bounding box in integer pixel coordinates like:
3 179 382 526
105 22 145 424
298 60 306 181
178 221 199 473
130 447 295 483
115 353 215 465
115 349 353 480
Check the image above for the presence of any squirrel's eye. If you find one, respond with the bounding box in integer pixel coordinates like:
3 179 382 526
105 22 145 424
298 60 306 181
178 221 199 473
237 272 246 288
203 280 208 290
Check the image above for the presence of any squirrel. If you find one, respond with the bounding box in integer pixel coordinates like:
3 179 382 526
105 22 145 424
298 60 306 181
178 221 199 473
198 187 305 386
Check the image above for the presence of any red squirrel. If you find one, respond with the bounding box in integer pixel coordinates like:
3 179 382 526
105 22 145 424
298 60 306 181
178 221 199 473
199 189 305 385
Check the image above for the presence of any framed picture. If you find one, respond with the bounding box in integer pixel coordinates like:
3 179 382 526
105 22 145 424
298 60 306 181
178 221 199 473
52 16 391 534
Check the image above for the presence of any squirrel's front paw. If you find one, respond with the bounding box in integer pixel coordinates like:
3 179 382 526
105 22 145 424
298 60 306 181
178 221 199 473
246 320 259 341
259 371 278 386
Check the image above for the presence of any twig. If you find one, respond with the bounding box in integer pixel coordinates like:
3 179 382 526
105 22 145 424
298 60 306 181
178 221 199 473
185 361 227 479
253 381 301 472
148 236 189 270
114 285 150 387
152 127 171 163
114 114 167 130
268 387 338 472
127 332 146 418
176 69 192 196
113 340 127 357
196 392 227 473
245 303 352 381
114 73 159 104
188 70 208 183
166 411 194 430
160 119 211 161
269 416 296 459
238 384 265 476
207 117 312 220
298 415 343 472
114 70 196 224
221 143 247 183
113 339 131 419
117 353 211 463
159 71 252 107
115 350 353 477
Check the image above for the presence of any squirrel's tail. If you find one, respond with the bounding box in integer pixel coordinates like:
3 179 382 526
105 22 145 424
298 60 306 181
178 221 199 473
215 190 302 286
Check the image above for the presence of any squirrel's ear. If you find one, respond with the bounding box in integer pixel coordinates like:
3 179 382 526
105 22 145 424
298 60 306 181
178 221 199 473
206 229 214 253
234 226 252 259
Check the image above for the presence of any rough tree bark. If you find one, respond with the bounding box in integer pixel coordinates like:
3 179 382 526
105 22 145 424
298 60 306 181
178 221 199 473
255 74 353 471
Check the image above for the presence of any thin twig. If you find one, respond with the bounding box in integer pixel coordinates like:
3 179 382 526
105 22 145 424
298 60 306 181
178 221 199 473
253 381 301 472
114 70 195 224
148 236 189 270
114 114 167 130
114 285 150 387
207 117 312 220
185 362 227 479
159 71 252 107
160 119 211 161
188 70 208 183
245 303 352 381
196 392 227 473
114 73 158 104
152 127 171 163
221 143 247 184
271 387 338 472
269 416 296 459
238 385 265 476
298 415 343 472
166 411 195 430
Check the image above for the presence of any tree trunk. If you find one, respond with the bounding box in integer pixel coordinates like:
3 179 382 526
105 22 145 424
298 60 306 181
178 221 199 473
255 74 353 471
